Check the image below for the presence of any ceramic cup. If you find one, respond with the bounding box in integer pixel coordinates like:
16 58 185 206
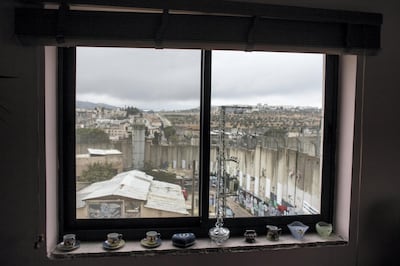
63 234 76 247
315 221 333 237
244 229 257 243
266 225 282 241
106 232 123 246
146 231 160 244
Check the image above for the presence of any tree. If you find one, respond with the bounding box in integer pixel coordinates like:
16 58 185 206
80 162 117 183
145 169 178 184
152 131 161 145
125 106 141 116
76 128 110 144
264 128 287 138
163 126 176 142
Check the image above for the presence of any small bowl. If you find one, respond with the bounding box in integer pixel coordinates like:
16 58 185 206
287 221 309 240
316 221 333 237
243 229 257 243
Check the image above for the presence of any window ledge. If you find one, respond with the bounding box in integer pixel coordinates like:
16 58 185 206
51 233 347 259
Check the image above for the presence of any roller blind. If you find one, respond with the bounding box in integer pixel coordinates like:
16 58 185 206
15 0 382 54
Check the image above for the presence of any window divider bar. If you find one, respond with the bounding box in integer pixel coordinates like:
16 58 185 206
58 47 77 235
320 55 339 222
199 50 212 224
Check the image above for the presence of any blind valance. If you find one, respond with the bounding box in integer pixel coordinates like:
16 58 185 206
15 0 382 54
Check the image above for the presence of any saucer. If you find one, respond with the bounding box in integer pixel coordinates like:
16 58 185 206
56 241 80 252
140 238 161 248
102 239 125 250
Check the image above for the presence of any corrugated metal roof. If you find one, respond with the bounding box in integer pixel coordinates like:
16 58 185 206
77 170 153 207
76 170 188 215
76 179 111 208
88 148 122 156
144 180 189 215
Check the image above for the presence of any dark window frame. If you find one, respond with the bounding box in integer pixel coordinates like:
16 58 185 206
58 47 338 241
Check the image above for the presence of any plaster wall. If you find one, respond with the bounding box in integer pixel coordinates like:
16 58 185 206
1 0 399 266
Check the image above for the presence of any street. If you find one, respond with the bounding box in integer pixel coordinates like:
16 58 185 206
226 196 252 217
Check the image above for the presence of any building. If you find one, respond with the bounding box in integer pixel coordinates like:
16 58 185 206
76 170 189 218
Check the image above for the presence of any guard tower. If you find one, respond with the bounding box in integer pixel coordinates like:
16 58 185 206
132 116 145 169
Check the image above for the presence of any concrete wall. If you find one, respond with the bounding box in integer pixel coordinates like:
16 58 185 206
147 140 322 211
145 143 200 170
76 154 123 178
1 1 400 266
76 139 133 170
221 145 321 211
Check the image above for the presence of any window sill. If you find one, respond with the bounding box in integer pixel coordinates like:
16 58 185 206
51 233 347 259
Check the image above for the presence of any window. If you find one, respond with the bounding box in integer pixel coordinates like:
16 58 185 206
74 47 201 219
209 51 326 218
59 47 338 239
34 0 379 243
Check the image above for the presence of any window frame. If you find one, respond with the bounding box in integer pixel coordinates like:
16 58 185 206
58 48 338 241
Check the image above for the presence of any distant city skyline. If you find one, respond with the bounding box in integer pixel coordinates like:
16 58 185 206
76 100 321 112
76 47 323 111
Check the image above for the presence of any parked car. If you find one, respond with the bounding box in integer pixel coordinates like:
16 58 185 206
210 176 218 187
218 206 235 218
225 207 235 218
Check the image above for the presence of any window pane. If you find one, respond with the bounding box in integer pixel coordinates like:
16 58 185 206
75 47 201 219
210 51 324 218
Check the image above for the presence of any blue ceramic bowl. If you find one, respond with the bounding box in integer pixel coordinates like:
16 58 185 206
287 221 309 240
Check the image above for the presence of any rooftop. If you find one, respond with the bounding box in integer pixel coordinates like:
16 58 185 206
88 148 122 156
77 170 188 215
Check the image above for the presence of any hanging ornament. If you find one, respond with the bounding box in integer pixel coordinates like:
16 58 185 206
209 106 230 245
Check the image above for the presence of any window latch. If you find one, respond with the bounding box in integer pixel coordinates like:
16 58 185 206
34 234 44 249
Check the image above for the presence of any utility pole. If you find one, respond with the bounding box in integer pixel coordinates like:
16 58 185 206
191 160 196 216
210 105 250 244
217 105 250 218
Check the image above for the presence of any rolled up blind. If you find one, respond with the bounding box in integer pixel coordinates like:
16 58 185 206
15 0 382 54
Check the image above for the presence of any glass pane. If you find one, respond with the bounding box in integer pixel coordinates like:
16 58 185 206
75 47 201 219
210 51 324 218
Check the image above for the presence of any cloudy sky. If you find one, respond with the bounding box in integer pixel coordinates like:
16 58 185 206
76 47 323 111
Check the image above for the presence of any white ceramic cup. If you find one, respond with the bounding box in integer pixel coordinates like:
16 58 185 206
106 232 123 246
63 234 76 247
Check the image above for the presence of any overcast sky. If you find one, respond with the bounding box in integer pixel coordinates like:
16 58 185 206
76 47 323 111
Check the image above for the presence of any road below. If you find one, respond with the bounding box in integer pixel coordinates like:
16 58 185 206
226 196 252 217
